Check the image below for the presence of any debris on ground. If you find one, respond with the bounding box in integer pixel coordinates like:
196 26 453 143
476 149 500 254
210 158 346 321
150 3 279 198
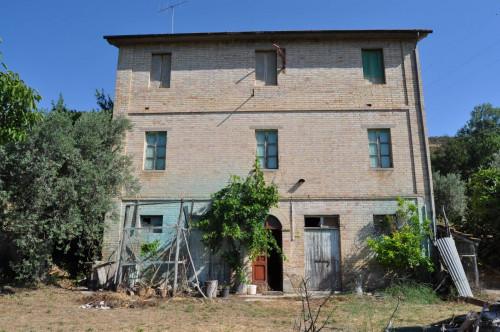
389 301 500 332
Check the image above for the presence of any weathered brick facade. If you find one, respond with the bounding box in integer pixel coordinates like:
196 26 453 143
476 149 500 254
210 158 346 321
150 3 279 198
103 30 433 292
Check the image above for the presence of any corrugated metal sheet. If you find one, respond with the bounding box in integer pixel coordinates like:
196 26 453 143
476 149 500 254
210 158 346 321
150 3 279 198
436 237 473 297
305 229 341 291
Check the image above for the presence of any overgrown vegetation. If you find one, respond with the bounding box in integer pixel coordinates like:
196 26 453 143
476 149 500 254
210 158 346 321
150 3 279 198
0 38 43 144
367 198 433 278
0 95 139 281
380 282 439 304
431 103 500 266
196 160 282 283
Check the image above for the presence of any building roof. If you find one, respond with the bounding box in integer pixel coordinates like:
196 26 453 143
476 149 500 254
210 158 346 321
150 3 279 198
104 29 432 47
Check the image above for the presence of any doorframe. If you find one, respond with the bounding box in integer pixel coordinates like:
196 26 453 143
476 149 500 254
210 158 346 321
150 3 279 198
251 215 283 291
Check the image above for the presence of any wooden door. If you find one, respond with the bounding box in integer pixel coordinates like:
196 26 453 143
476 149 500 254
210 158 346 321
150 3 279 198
305 229 341 291
252 253 267 289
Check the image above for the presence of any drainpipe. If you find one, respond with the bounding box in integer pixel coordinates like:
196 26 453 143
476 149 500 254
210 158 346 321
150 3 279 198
289 197 294 242
413 32 437 244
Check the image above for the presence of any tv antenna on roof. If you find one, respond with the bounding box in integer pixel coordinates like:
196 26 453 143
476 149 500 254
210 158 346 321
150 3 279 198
159 1 188 34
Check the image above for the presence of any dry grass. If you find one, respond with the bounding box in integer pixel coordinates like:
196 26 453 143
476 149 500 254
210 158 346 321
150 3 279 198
0 285 481 332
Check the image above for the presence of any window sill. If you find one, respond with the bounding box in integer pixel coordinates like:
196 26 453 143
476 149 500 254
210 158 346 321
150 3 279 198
370 167 394 171
261 168 278 172
143 170 166 173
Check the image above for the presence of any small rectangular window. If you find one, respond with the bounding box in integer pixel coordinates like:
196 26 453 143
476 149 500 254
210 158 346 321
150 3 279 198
373 215 393 234
304 216 340 228
256 130 278 169
255 51 277 86
145 132 167 170
151 54 171 88
362 49 385 84
368 129 392 168
141 216 163 233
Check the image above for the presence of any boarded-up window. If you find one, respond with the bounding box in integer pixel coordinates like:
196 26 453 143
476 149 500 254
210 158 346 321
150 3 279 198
145 132 167 170
150 54 171 88
362 49 385 84
255 51 277 86
368 129 392 168
256 130 278 169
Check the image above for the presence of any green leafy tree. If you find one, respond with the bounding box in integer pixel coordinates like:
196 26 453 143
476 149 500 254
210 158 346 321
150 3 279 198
0 38 43 144
196 161 282 283
367 198 433 278
431 103 500 180
0 97 139 280
432 171 467 223
462 167 500 266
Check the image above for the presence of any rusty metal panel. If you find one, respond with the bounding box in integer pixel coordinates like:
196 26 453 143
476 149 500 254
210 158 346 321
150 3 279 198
305 229 341 291
436 237 473 297
188 229 231 285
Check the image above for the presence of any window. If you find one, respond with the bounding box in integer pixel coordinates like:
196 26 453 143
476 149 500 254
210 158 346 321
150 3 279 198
362 49 385 84
145 132 166 170
255 51 277 86
256 131 278 169
150 54 171 88
141 216 163 233
304 216 340 228
368 129 392 168
373 215 393 234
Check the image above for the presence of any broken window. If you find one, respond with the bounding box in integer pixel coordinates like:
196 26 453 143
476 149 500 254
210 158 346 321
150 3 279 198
150 54 171 88
362 49 385 84
255 51 277 86
304 216 340 228
256 130 278 169
368 129 392 168
145 132 167 170
141 215 163 233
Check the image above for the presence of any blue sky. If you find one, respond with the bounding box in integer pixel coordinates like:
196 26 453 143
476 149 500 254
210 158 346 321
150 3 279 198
1 0 499 136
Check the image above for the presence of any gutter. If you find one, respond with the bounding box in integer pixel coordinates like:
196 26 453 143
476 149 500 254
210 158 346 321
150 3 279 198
413 32 437 243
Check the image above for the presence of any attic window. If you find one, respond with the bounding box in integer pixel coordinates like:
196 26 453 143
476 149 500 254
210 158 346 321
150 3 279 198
150 54 171 88
255 51 277 86
304 216 340 228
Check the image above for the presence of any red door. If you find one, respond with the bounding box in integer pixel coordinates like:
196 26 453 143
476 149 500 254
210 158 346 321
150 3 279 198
251 217 281 292
252 253 267 291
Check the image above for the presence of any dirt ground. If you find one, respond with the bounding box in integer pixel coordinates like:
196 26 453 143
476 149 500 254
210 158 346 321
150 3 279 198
0 284 492 332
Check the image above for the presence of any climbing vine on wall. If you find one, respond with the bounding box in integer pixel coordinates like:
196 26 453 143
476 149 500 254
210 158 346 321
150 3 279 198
196 160 283 283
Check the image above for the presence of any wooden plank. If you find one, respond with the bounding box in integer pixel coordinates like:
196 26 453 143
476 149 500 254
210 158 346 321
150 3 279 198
173 200 184 294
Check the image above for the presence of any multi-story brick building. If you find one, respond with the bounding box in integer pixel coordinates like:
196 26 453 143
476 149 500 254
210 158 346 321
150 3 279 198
103 29 434 292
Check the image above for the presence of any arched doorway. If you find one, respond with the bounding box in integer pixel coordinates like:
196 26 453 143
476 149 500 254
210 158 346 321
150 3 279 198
252 215 283 292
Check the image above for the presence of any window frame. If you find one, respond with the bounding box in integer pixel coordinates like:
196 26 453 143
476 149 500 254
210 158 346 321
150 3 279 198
140 215 163 234
256 130 278 169
255 50 278 86
144 132 167 171
372 214 394 234
304 215 340 229
362 49 386 84
367 129 393 169
150 53 172 88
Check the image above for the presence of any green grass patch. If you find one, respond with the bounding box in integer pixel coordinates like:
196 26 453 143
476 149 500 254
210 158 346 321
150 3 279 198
380 282 440 304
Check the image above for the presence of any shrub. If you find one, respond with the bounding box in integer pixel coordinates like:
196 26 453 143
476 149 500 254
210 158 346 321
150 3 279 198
367 198 433 278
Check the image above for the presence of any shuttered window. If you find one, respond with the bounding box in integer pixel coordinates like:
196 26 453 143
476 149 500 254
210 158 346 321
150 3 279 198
145 132 167 170
150 54 171 88
362 49 385 84
256 131 278 169
255 51 277 86
368 129 392 168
